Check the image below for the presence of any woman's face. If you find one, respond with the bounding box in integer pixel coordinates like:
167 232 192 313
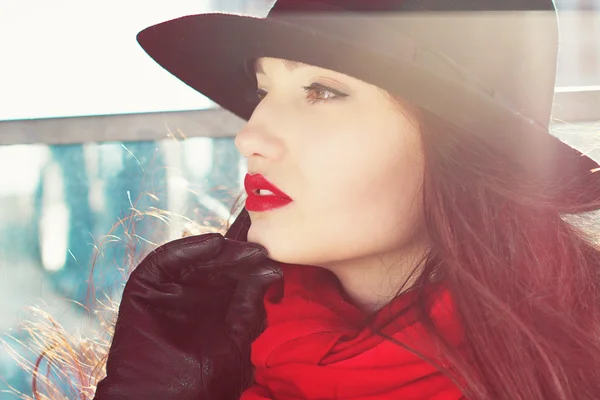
235 57 426 269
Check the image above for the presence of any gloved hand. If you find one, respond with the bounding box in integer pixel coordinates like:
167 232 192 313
94 210 281 400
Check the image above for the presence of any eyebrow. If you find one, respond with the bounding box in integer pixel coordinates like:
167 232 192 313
253 58 310 75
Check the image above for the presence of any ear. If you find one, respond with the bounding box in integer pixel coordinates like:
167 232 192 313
225 208 252 241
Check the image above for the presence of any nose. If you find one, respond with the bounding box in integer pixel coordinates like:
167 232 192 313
235 123 285 161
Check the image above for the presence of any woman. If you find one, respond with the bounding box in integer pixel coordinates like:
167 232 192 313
94 1 600 399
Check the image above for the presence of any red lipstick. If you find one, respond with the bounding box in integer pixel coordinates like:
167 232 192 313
244 173 293 212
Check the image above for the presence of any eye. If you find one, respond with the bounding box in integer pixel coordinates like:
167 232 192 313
246 84 348 106
302 83 348 105
255 88 267 101
246 89 267 106
243 88 267 105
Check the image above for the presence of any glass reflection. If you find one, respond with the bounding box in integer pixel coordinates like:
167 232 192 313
0 138 244 397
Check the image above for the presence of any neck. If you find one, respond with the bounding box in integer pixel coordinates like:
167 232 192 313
321 239 430 313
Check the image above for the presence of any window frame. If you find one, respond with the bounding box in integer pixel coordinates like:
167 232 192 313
0 88 598 146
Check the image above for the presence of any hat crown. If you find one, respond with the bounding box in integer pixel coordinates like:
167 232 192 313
267 0 559 128
269 0 556 14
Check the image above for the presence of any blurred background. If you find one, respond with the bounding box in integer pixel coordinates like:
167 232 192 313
0 0 598 398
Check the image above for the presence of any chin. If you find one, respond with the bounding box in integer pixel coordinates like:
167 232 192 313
247 222 318 266
247 224 286 261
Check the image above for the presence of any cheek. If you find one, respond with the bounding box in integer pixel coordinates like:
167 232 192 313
308 126 423 216
256 127 425 266
317 138 424 254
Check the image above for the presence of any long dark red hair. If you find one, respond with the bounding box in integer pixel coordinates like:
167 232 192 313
402 104 600 399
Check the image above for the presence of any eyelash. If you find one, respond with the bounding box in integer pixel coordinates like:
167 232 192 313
253 84 348 105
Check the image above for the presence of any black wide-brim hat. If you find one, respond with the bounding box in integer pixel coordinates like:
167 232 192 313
137 0 600 213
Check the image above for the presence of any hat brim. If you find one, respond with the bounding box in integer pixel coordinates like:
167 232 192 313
137 13 600 213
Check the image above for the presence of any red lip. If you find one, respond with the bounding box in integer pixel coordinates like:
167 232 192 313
244 173 293 212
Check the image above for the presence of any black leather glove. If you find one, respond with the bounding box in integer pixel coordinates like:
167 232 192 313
94 210 281 400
